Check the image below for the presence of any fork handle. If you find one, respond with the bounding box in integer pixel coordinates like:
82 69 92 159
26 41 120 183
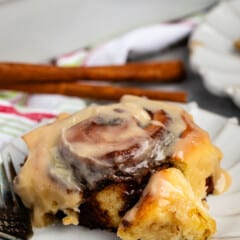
0 208 33 240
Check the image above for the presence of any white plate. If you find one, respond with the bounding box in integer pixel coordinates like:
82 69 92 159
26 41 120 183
1 102 239 239
189 0 240 108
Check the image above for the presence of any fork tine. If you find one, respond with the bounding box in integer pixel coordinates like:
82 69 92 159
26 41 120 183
7 156 19 207
7 155 17 179
0 162 4 208
0 160 14 208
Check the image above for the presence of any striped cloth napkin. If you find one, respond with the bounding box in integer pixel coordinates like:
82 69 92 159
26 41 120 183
0 92 86 148
56 20 197 67
0 18 200 149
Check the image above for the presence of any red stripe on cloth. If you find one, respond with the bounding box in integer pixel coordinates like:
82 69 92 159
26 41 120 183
0 105 56 122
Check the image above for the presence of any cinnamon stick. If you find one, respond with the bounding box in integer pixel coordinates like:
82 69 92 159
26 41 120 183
0 61 184 83
0 82 187 102
234 39 240 52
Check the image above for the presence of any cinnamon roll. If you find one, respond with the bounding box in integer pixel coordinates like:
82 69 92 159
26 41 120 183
13 95 230 240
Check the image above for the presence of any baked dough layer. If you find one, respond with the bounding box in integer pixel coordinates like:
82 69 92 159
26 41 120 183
118 168 216 240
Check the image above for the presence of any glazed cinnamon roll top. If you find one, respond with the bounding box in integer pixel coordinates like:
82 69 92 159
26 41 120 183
14 95 230 227
58 105 173 190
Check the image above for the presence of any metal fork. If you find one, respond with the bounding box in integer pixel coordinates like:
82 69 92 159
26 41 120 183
0 155 32 240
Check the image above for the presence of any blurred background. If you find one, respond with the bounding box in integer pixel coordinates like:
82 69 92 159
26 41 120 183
0 0 216 62
0 0 239 120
